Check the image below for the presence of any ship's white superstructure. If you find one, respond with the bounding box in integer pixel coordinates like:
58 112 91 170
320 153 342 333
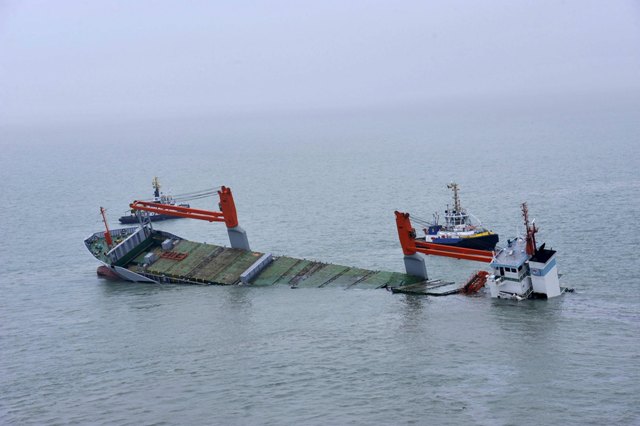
486 203 561 300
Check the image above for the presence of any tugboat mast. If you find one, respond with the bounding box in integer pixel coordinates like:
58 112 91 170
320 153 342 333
152 177 161 198
447 182 461 213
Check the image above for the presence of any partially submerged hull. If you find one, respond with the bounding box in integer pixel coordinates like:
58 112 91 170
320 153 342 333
486 203 563 299
85 225 427 290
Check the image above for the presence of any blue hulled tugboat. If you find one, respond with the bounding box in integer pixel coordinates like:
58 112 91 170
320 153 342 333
417 183 499 251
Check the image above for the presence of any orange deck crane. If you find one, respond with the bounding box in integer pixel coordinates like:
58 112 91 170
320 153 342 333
129 186 250 250
394 210 493 279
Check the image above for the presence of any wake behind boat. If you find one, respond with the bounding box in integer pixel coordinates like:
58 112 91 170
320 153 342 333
414 183 499 251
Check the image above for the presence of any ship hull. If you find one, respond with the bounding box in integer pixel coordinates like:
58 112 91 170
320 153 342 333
84 226 428 289
118 214 181 224
431 233 499 251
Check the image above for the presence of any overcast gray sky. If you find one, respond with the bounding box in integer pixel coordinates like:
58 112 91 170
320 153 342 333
1 0 639 125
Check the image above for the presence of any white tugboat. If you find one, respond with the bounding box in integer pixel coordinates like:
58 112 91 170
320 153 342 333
487 203 562 300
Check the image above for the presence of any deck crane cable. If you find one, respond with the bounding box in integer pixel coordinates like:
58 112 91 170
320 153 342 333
171 186 222 200
173 191 219 202
409 215 435 227
140 186 222 203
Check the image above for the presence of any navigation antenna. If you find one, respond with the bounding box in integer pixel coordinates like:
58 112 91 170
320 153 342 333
152 176 161 198
522 202 538 256
447 182 461 213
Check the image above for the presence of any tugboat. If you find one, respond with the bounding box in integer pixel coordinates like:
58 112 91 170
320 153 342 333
118 177 190 224
417 183 499 251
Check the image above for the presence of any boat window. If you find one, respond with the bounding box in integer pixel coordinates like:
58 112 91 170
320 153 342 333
499 267 504 275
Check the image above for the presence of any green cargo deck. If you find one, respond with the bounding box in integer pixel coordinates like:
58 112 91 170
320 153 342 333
114 234 428 289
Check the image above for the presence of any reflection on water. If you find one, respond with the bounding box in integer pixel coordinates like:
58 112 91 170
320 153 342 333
397 293 428 328
98 279 167 297
221 285 254 310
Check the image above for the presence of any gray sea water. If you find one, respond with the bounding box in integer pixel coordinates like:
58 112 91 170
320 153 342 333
1 96 640 425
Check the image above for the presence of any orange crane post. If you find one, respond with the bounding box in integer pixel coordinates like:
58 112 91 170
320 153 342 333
129 185 251 251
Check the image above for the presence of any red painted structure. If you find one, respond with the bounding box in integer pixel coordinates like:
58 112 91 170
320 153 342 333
522 202 538 256
462 270 490 294
129 186 240 228
100 206 113 247
394 211 494 263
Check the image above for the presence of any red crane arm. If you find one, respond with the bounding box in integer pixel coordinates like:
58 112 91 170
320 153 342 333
129 200 225 222
414 241 494 263
130 186 240 227
100 206 113 246
394 211 494 263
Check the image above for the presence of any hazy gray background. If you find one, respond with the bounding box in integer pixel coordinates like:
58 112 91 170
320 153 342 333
2 3 640 424
1 0 639 126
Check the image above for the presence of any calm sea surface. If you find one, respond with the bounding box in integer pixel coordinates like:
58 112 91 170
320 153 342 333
1 98 639 425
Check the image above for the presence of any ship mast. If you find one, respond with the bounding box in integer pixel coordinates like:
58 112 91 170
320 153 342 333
522 202 538 256
100 207 114 247
152 177 161 198
447 182 461 213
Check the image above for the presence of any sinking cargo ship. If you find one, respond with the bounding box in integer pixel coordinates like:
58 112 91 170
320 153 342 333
86 184 565 299
86 187 451 292
485 203 563 299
